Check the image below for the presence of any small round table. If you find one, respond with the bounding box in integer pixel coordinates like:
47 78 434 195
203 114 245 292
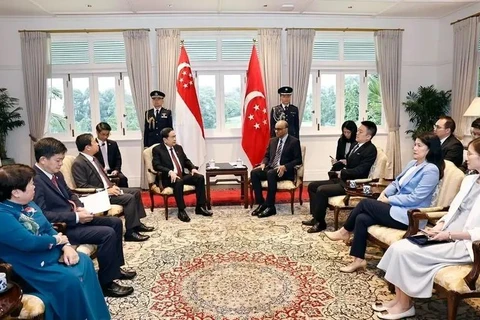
343 185 386 206
0 282 23 318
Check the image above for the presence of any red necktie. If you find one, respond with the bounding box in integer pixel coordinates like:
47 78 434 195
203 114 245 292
170 148 183 178
92 157 114 188
51 175 77 211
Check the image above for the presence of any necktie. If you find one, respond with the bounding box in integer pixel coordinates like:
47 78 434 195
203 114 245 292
92 157 114 188
155 110 159 118
271 139 284 167
51 175 77 211
100 142 110 170
170 148 183 178
349 144 360 157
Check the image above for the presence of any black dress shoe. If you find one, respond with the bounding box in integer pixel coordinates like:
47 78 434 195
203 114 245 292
258 206 277 218
178 210 191 222
302 218 317 226
118 268 137 280
307 222 327 233
124 231 150 242
102 282 134 297
135 223 155 232
195 207 213 216
250 205 266 216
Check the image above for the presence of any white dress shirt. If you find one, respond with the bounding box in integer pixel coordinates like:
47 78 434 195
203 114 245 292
81 152 110 189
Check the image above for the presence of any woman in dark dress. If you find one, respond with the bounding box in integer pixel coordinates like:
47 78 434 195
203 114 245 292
0 164 110 320
331 120 357 171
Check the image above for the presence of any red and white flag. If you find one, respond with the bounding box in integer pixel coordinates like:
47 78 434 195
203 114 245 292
175 45 206 166
241 45 269 166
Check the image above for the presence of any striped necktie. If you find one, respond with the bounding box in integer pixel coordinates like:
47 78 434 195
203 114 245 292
271 139 284 167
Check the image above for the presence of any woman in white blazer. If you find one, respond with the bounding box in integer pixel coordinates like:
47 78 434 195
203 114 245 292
371 137 480 320
325 132 444 274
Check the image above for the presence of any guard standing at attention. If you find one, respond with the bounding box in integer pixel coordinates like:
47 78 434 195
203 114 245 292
270 86 300 140
144 90 173 148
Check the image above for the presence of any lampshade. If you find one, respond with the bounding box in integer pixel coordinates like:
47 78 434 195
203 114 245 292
464 97 480 117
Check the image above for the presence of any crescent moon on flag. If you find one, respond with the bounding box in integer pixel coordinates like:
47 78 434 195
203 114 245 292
244 91 265 107
177 62 190 74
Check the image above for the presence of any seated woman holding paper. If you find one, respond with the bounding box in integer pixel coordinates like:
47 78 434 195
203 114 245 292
0 164 111 320
325 132 444 273
369 137 480 320
330 120 357 172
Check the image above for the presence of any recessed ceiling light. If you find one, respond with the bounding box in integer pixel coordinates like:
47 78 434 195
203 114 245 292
348 6 353 9
86 4 92 8
263 4 268 7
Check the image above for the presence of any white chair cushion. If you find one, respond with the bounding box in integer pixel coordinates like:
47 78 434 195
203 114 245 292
159 185 196 195
16 294 45 319
368 225 406 246
76 244 97 256
328 195 347 207
260 180 296 190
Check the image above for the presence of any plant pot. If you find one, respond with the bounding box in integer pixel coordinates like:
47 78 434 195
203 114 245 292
1 158 15 166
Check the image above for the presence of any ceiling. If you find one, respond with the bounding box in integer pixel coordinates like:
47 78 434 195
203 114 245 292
0 0 478 18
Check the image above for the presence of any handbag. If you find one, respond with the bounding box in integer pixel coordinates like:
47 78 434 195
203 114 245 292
406 234 450 246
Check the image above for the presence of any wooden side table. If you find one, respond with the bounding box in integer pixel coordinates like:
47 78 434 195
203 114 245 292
0 282 23 318
343 185 386 205
206 163 249 209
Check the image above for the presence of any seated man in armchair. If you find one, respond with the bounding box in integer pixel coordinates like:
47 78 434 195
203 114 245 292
250 120 302 218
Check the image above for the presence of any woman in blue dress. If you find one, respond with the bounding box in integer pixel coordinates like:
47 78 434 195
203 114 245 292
0 164 110 320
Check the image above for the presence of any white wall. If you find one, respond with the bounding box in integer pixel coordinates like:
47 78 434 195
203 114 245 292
0 13 454 186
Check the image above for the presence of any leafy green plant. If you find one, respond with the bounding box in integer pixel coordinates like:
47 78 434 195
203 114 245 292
403 85 451 139
0 88 25 159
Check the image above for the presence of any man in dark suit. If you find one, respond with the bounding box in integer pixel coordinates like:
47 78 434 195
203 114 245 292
33 137 134 297
434 116 464 167
270 86 300 140
94 122 128 187
144 90 173 148
152 127 213 223
305 121 378 233
72 133 154 242
250 120 302 218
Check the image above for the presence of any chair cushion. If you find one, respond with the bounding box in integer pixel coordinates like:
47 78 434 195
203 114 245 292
260 180 296 190
76 244 97 257
328 195 363 208
434 264 480 294
151 184 196 195
367 225 406 246
16 294 45 319
107 204 123 216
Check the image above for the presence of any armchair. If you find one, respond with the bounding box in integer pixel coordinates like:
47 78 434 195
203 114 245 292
143 144 196 220
249 145 306 215
327 147 388 229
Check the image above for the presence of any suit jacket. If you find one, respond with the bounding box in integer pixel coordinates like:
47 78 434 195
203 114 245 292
152 143 197 185
383 160 440 225
72 154 109 189
270 104 300 139
144 107 173 147
33 166 83 227
442 134 464 167
261 135 302 181
331 137 354 171
439 174 480 260
94 138 122 172
340 141 377 182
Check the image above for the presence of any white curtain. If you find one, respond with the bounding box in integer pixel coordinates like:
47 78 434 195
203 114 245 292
20 31 51 165
258 29 282 111
451 17 479 138
374 30 403 178
287 29 315 125
156 29 180 114
123 30 152 189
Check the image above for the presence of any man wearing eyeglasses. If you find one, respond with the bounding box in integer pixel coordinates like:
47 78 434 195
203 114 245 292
459 117 480 173
144 90 173 148
250 120 302 218
433 116 464 167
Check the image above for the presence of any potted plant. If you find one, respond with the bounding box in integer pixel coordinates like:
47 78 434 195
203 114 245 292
403 85 451 139
0 88 25 165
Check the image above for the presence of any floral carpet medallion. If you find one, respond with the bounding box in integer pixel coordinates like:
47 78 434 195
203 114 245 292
150 252 333 319
107 204 480 319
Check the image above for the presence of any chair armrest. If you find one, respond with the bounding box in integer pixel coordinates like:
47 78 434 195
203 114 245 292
350 178 379 185
52 222 67 233
404 207 449 238
73 188 97 194
0 262 13 280
464 240 480 291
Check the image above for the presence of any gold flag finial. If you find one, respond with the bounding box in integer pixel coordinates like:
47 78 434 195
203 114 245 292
180 39 185 46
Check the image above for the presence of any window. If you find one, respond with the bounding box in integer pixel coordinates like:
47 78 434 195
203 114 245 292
303 32 383 133
47 34 139 138
183 31 256 136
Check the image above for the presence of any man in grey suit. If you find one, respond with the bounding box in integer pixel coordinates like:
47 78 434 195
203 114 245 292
72 133 154 242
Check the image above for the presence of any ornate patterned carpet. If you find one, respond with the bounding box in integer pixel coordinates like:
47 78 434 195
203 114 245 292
107 204 480 319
